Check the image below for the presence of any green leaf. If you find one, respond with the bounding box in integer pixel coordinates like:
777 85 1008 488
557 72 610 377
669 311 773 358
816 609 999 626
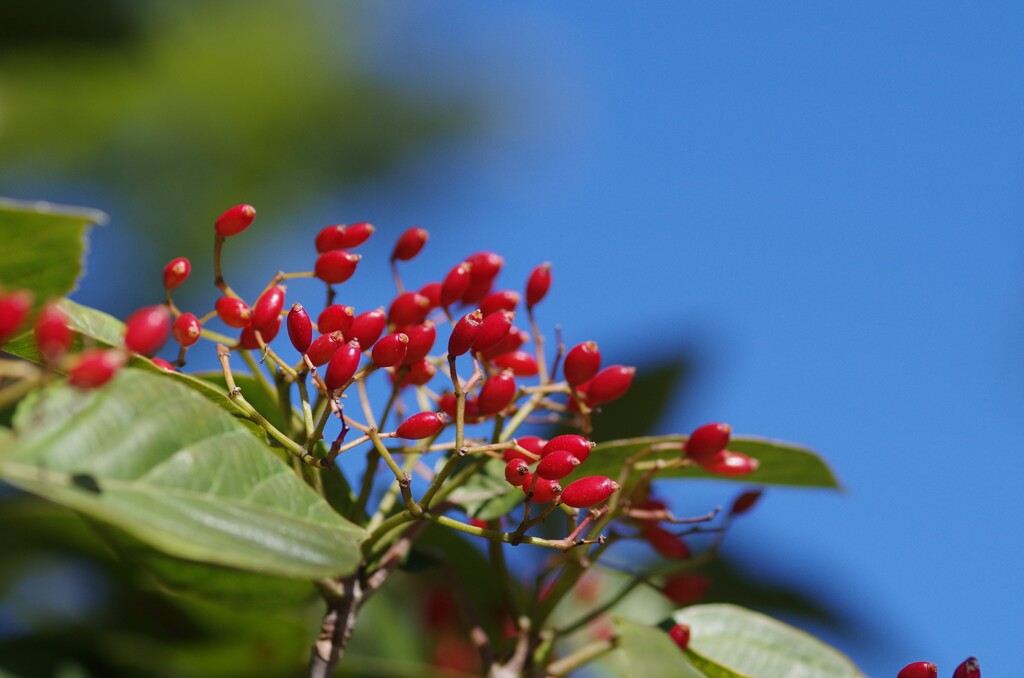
614 617 707 677
0 198 105 308
672 604 866 678
576 435 842 489
589 359 691 442
447 457 524 520
0 368 365 579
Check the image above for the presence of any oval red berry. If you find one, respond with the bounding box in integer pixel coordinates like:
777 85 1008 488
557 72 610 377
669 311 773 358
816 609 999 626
897 662 939 678
388 292 431 326
307 331 346 367
324 341 362 390
684 422 732 464
34 302 73 362
560 476 618 508
215 204 256 237
584 365 635 404
395 411 447 440
662 572 710 606
318 304 355 335
162 257 191 290
215 297 252 329
287 304 313 353
68 348 125 389
564 341 601 387
238 316 281 349
315 250 361 285
448 310 483 357
349 308 387 348
477 371 517 415
541 434 595 462
391 227 429 261
668 623 691 652
172 312 201 347
124 305 171 357
372 332 409 368
525 262 552 309
535 449 581 480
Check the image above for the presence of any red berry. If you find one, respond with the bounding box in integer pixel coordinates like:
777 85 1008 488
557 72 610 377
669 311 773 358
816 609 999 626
150 357 176 371
525 262 552 309
0 290 33 345
68 348 125 389
172 312 201 347
564 341 601 387
315 222 375 253
396 358 436 387
663 572 710 606
314 250 361 284
897 662 938 678
162 257 191 290
214 204 256 237
561 476 618 508
584 365 635 404
252 285 285 332
668 623 691 652
215 297 252 328
397 321 436 366
508 435 546 462
324 340 362 390
479 326 529 361
542 434 595 462
953 657 980 678
391 227 429 261
459 277 493 306
730 490 763 517
318 304 355 335
536 449 581 480
472 310 513 352
307 331 346 366
238 315 281 349
700 450 759 477
418 281 443 309
441 262 472 307
287 304 312 353
341 221 375 248
477 370 517 415
504 459 530 486
522 474 561 504
643 523 690 559
466 251 504 284
448 310 483 357
372 332 409 368
388 292 431 326
124 305 171 357
684 423 732 464
439 392 482 423
395 411 447 439
34 303 73 362
492 350 539 377
349 308 387 348
480 290 520 316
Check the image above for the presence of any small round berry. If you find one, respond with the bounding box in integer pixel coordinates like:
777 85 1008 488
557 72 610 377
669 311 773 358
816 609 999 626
542 434 595 462
307 331 346 367
492 350 539 377
172 312 201 347
315 222 376 253
521 474 562 504
396 358 437 387
349 308 387 348
287 304 313 354
583 365 635 404
662 572 710 606
150 357 176 371
668 623 691 652
472 310 514 352
372 332 409 368
564 341 601 387
124 305 171 357
560 476 619 508
324 340 362 390
441 262 473 307
729 490 763 517
505 435 545 463
314 250 361 285
214 204 256 237
318 304 355 336
504 459 530 486
395 411 447 440
536 449 581 480
684 423 732 464
700 450 759 477
162 257 191 290
34 302 73 362
953 657 980 678
341 221 375 248
397 321 436 366
525 262 552 309
897 662 939 678
466 251 504 284
448 310 483 357
0 289 33 346
643 523 690 559
252 285 286 332
68 348 125 389
391 227 429 261
215 297 252 329
387 292 431 326
418 281 443 309
480 290 520 316
479 326 529 361
477 370 517 415
238 316 281 350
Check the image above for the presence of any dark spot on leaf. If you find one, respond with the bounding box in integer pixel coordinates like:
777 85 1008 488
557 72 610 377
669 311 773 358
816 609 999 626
71 473 101 493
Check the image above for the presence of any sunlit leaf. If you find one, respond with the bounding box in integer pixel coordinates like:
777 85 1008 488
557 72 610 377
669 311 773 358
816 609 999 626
613 617 707 677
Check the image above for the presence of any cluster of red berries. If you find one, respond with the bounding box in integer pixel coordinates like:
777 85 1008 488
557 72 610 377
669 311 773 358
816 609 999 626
899 657 980 678
500 434 618 507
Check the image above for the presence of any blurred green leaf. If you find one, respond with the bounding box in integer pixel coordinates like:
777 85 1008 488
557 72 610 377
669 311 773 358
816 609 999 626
671 604 866 678
574 435 841 489
0 198 104 309
447 457 523 520
613 617 707 677
588 359 690 442
0 368 365 578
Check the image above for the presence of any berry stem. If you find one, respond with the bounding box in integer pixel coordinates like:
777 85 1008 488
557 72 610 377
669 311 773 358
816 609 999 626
366 452 421 532
0 373 41 411
296 374 316 439
353 385 400 522
389 260 405 294
544 638 617 678
417 445 467 510
239 350 278 401
527 307 550 384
